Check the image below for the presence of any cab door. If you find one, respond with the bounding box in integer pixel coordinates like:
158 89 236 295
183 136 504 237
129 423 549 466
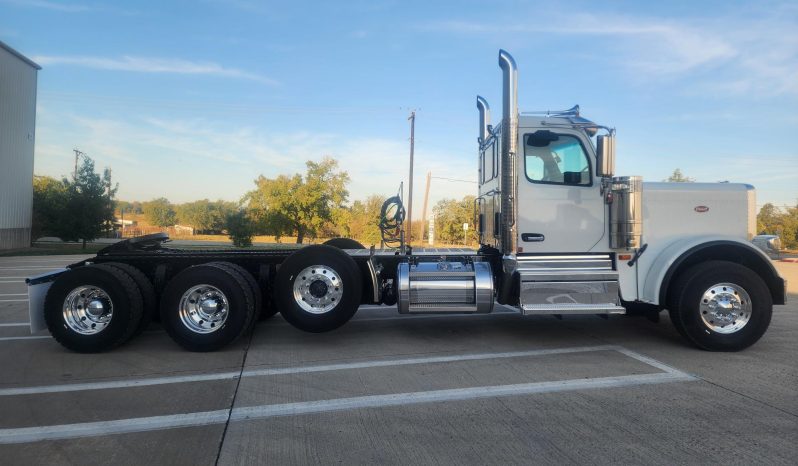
515 129 605 252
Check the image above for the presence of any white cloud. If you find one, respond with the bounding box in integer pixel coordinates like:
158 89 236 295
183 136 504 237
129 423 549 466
0 0 90 12
32 55 279 85
421 8 797 97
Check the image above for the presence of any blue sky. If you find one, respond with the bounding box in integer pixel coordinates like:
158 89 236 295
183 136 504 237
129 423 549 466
2 0 796 213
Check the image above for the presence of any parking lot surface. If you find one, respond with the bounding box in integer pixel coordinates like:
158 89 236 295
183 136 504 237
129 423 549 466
0 255 796 465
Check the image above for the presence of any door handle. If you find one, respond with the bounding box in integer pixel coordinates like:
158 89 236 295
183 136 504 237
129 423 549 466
521 233 545 242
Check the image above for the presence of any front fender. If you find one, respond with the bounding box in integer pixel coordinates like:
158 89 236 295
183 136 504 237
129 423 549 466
642 236 785 306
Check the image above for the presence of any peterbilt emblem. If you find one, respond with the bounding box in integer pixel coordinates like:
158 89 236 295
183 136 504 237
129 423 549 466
694 206 710 213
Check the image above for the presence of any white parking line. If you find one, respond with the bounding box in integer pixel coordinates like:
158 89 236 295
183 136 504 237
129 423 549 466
0 323 29 327
0 370 694 444
230 372 693 421
0 293 27 296
0 299 28 303
0 409 231 444
0 345 616 396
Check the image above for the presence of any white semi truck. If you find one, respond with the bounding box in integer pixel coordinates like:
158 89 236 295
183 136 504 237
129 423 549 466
28 50 785 353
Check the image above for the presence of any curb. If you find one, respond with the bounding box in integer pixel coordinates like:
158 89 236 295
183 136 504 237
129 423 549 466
779 258 798 263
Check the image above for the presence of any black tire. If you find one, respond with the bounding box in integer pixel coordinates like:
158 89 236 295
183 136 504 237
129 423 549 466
206 261 279 321
44 265 144 353
275 244 362 333
669 260 772 351
666 294 691 342
100 262 156 336
160 264 255 352
323 238 365 250
206 262 261 326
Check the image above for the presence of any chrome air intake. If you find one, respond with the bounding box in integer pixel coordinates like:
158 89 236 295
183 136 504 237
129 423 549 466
397 261 494 314
609 176 643 249
476 95 491 144
498 49 518 255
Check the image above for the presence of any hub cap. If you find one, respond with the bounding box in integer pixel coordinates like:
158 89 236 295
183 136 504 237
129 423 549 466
699 282 752 334
292 265 343 314
63 286 113 335
178 284 229 334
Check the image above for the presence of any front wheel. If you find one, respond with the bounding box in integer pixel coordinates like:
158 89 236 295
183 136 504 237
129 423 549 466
275 245 362 332
670 261 772 351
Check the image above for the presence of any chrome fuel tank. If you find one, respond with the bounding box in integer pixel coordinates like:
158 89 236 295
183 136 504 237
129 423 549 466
397 261 494 314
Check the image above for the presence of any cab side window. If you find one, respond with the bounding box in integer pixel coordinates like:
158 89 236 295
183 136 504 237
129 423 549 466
524 132 591 186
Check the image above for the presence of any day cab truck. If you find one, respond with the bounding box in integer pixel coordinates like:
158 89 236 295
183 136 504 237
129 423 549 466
27 50 786 353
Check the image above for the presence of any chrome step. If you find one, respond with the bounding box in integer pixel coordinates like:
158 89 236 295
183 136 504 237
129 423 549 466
516 254 622 315
521 303 626 316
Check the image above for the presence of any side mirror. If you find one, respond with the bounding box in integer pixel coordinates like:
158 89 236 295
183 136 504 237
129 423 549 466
596 134 616 178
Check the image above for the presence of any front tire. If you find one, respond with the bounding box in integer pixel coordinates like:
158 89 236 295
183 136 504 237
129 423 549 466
275 245 362 332
670 261 772 351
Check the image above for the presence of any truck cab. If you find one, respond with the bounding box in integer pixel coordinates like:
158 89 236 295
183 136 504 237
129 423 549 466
476 50 785 350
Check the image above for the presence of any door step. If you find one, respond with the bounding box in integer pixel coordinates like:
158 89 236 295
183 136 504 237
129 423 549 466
521 303 626 316
516 254 623 316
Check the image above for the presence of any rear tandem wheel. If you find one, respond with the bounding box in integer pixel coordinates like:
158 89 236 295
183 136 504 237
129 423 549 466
44 265 144 353
159 263 256 352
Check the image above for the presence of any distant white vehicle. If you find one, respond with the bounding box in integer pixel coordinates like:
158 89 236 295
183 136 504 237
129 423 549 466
752 235 782 258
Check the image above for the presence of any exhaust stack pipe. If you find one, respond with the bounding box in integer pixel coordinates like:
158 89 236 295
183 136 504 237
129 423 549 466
476 96 490 144
498 49 518 255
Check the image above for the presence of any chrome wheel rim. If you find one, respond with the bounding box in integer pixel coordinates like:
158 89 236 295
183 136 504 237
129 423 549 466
62 286 113 335
699 282 752 334
178 284 229 334
292 265 343 314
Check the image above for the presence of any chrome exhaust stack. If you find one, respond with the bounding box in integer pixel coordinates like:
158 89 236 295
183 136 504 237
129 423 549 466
498 49 518 255
476 95 491 144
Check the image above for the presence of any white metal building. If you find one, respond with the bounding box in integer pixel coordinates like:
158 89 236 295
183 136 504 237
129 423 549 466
0 40 40 249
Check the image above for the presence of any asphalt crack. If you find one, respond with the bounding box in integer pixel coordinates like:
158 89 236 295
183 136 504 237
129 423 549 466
214 329 255 466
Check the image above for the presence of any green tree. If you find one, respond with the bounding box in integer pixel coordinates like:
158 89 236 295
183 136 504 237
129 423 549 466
31 175 68 242
664 168 695 182
431 195 478 245
757 203 782 235
348 195 385 246
226 210 255 247
756 202 798 249
52 157 117 248
245 157 350 243
143 197 177 228
176 199 236 234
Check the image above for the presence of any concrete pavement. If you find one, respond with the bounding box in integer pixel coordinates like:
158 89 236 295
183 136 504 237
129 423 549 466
0 255 795 465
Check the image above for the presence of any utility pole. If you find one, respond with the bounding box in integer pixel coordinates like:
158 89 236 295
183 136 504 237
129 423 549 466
406 111 415 245
419 171 431 242
73 149 85 180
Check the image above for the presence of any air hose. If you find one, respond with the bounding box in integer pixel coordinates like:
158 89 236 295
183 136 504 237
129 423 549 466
379 194 405 248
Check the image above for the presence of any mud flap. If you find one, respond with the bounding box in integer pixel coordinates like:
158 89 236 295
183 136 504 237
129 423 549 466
26 269 67 333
